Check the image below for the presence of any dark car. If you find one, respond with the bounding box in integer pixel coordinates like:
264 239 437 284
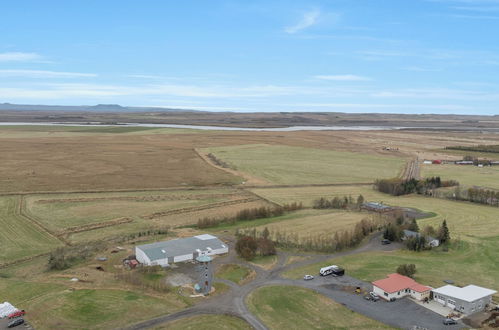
381 239 391 245
443 318 457 325
7 318 25 328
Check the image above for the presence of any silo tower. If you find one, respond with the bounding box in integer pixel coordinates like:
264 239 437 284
195 255 213 295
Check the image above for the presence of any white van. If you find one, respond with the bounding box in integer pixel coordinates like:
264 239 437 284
319 265 338 276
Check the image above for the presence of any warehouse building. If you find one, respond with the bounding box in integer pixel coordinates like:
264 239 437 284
432 284 497 315
135 234 228 267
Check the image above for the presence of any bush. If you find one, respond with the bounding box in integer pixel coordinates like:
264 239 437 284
235 236 258 260
396 264 417 278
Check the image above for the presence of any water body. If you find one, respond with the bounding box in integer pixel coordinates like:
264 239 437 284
0 122 406 131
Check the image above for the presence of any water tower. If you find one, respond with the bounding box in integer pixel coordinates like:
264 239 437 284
195 255 213 295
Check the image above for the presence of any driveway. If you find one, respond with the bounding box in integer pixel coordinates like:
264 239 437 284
121 232 465 330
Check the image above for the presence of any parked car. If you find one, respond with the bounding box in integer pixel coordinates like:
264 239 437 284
443 318 457 325
369 292 380 301
381 239 391 245
7 318 24 328
8 310 26 319
303 275 314 280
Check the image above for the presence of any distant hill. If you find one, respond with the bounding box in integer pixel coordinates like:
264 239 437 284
0 103 190 112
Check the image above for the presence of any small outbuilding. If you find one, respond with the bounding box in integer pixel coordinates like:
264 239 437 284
372 273 432 301
403 230 440 247
432 284 497 315
135 234 228 267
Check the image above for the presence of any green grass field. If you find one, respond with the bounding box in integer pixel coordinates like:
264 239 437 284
216 264 253 284
247 286 393 329
24 189 250 233
251 185 499 239
203 144 406 185
0 277 187 330
156 314 252 330
0 196 62 263
421 164 499 190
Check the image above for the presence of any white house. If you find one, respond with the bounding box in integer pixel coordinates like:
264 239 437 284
433 285 497 315
372 273 432 301
403 230 440 247
135 234 228 267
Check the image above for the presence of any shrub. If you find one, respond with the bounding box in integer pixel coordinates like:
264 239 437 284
396 264 417 278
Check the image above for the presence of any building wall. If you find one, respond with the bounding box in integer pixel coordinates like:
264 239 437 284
373 286 409 301
135 247 152 265
173 253 193 263
433 293 492 315
410 290 430 301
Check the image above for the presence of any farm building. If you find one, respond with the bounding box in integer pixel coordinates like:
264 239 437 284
402 230 440 247
432 160 442 164
135 234 228 267
455 160 474 165
361 202 395 213
372 273 432 301
432 285 497 315
423 160 432 165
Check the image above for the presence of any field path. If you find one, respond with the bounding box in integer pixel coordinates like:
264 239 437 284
402 156 420 180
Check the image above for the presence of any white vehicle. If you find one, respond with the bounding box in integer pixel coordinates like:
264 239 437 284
319 265 339 276
303 275 314 280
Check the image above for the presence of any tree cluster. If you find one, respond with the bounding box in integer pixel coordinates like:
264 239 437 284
207 153 232 168
445 145 499 154
396 264 417 278
48 241 107 270
374 177 458 196
197 203 303 229
313 194 365 210
465 187 499 207
235 231 276 260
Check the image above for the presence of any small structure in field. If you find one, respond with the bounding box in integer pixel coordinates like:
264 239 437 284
456 160 474 165
423 160 432 165
372 273 432 301
135 234 228 267
432 285 497 315
361 202 395 213
432 160 442 164
0 302 18 318
402 230 440 247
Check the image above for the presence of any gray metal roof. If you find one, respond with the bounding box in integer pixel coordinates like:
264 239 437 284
136 234 226 261
403 230 437 242
363 202 392 210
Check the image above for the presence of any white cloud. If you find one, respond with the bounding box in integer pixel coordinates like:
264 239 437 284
0 52 42 62
0 70 97 78
285 10 321 34
314 74 372 81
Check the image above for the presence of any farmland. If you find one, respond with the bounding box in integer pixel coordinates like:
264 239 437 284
247 286 393 329
0 196 62 264
203 144 406 185
421 164 499 190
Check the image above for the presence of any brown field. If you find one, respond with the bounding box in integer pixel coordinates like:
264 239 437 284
3 125 499 193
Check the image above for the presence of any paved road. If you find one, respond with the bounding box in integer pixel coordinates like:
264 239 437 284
122 233 464 330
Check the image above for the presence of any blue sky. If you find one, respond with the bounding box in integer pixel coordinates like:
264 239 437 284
1 0 498 114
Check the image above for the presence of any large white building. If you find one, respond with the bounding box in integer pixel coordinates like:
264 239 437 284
135 234 228 267
372 273 432 301
432 285 497 315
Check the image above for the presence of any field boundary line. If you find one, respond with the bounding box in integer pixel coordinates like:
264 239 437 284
59 217 134 236
18 195 70 246
0 252 51 270
141 197 263 220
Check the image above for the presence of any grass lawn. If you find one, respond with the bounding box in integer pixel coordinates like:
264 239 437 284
204 144 405 185
283 237 499 291
216 264 253 285
421 163 499 190
251 185 499 239
250 255 278 270
247 286 393 329
0 196 62 264
24 288 185 330
155 314 252 330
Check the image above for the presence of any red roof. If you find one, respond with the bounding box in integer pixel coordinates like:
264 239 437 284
372 273 430 293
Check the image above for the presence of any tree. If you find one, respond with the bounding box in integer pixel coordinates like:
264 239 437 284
257 237 276 256
383 223 402 242
396 264 417 278
407 218 419 232
422 225 436 237
437 220 450 244
356 194 365 209
235 236 257 260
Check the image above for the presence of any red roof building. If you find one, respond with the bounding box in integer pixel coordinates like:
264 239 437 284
372 273 432 301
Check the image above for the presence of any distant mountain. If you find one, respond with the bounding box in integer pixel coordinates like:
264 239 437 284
0 103 195 112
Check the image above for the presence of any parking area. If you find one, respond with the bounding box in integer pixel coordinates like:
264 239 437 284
0 317 33 329
296 275 463 330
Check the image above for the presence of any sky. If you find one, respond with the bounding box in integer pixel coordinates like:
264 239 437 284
1 0 499 114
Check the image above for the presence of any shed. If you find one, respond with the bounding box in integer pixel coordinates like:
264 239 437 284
432 285 497 315
135 234 228 267
402 230 440 247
